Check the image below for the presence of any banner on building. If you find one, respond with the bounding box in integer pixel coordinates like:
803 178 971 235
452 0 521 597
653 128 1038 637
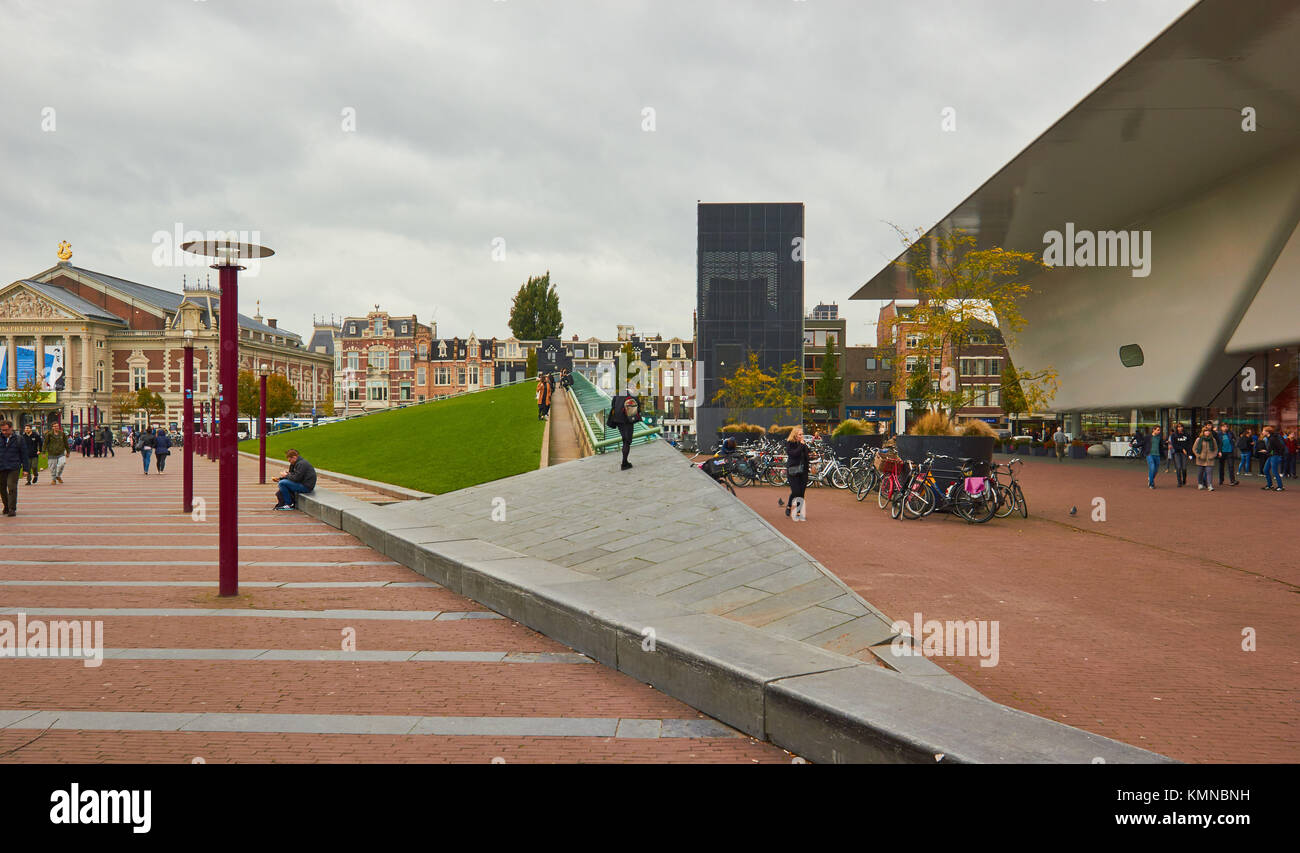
0 346 65 391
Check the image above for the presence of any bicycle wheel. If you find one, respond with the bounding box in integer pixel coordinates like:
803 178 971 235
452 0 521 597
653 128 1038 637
958 485 997 524
877 476 894 509
1014 483 1028 518
902 481 933 519
830 467 850 490
993 484 1016 518
889 490 905 519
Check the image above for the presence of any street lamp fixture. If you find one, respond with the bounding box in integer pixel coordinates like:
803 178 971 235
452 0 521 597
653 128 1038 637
180 237 275 598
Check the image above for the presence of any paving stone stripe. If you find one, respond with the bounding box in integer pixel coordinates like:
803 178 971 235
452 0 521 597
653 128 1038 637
0 606 502 621
2 648 592 663
0 580 440 589
0 710 743 739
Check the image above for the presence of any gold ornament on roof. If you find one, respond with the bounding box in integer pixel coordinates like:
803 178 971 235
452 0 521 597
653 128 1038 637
57 240 72 261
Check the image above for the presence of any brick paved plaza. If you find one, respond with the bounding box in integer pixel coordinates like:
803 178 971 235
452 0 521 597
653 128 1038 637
0 450 793 763
737 454 1299 763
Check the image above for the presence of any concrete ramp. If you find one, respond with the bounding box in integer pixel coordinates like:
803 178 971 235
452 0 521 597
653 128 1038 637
300 438 1171 763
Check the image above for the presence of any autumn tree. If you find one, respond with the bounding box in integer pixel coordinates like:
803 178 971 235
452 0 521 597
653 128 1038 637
508 273 563 340
712 352 804 425
12 377 45 427
237 370 300 423
136 388 166 427
111 389 139 423
885 225 1058 418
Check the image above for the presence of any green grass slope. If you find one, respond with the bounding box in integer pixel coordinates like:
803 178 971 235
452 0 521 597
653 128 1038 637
239 381 545 494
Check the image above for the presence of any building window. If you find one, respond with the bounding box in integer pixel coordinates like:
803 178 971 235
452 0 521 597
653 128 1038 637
370 349 387 370
865 357 877 371
132 366 146 390
400 382 412 401
367 380 387 401
348 324 356 335
347 352 358 371
401 322 408 334
416 367 426 385
457 368 466 385
849 381 861 399
671 343 682 358
399 351 412 371
435 367 450 385
418 343 427 359
97 364 106 392
469 341 478 358
348 385 360 402
373 318 383 336
469 366 479 385
881 358 892 371
438 341 447 357
906 334 922 349
905 356 919 373
865 381 878 398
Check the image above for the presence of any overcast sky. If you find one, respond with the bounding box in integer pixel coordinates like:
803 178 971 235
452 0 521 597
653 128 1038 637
0 0 1198 347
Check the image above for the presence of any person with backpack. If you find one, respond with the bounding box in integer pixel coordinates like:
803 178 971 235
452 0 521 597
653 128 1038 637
1285 429 1298 479
1142 425 1165 488
605 386 642 470
1255 429 1271 477
154 428 172 474
1192 424 1219 491
43 421 69 485
137 427 156 475
1216 422 1238 486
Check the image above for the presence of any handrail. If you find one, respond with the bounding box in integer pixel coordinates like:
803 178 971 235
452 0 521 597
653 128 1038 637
567 372 661 454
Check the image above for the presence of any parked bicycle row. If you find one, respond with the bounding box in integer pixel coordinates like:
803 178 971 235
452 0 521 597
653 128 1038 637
690 434 1028 523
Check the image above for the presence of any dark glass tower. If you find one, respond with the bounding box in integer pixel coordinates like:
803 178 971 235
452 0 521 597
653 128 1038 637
696 202 805 437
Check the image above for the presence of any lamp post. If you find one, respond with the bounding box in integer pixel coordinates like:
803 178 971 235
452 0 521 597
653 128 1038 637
180 238 275 598
258 363 269 484
183 330 195 515
198 401 205 457
208 395 217 462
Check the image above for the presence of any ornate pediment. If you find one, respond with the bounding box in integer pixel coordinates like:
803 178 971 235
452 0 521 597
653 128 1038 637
0 286 77 320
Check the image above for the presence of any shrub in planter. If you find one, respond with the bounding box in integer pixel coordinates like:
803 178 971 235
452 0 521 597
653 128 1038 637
909 411 957 436
958 419 998 438
768 424 795 441
1069 439 1088 459
832 418 868 437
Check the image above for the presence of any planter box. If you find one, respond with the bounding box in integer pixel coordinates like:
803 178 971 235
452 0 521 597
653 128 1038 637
1033 447 1048 456
829 434 884 462
1070 446 1087 459
894 434 995 494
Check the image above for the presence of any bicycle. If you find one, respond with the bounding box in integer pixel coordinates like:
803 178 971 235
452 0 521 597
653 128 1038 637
991 458 1028 519
874 451 908 512
899 453 997 523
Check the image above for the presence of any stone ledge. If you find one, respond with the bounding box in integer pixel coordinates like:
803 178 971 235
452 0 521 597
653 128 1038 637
312 496 1174 764
238 451 435 500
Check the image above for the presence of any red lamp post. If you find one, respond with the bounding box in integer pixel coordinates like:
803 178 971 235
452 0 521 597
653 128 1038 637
198 401 206 457
208 395 218 462
181 238 275 598
258 363 269 484
183 330 195 514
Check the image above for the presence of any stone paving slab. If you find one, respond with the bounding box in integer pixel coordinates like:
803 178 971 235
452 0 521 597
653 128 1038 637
304 439 1175 763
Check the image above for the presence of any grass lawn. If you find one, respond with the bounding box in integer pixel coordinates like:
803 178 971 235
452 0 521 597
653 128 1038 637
238 381 545 494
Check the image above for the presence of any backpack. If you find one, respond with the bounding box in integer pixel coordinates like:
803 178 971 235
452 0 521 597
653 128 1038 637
622 396 639 421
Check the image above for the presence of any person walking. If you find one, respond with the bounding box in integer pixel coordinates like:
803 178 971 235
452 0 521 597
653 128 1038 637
137 427 156 475
100 424 115 458
1142 425 1165 488
1193 424 1218 491
1237 428 1254 477
1052 425 1067 461
1169 423 1192 486
273 448 317 510
154 428 172 474
0 421 29 517
1284 429 1298 479
43 421 69 485
778 426 810 521
535 376 551 420
20 424 42 485
1216 423 1239 486
1262 426 1287 491
605 385 642 470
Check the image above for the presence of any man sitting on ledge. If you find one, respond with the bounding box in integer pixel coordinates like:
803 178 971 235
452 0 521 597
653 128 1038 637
273 448 317 511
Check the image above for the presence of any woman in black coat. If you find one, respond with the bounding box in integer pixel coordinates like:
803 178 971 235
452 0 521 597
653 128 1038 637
778 426 810 521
